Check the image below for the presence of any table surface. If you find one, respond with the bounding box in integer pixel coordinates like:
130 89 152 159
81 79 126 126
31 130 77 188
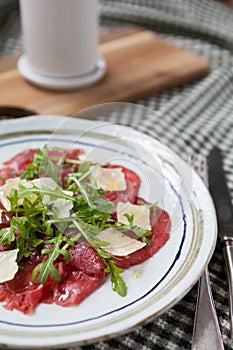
0 1 233 350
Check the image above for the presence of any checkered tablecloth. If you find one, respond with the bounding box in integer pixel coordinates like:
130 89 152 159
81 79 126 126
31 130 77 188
0 1 233 349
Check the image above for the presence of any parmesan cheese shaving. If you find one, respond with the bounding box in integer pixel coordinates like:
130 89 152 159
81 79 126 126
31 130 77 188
0 177 73 219
117 202 151 231
32 177 58 205
0 249 19 283
32 177 57 190
98 227 146 256
32 177 73 218
0 177 30 211
91 166 127 191
52 198 73 218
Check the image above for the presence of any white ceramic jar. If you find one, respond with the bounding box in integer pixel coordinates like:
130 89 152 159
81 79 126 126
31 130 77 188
17 0 106 90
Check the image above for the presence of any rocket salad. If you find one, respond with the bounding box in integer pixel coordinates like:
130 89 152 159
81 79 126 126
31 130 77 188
0 147 171 314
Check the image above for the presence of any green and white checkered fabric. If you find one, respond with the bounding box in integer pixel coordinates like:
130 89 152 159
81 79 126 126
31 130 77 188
0 1 233 349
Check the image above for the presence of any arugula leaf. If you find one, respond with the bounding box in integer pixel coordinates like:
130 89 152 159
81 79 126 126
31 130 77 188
32 234 73 283
0 225 16 246
96 248 127 297
17 183 73 203
71 217 108 248
69 175 114 213
0 214 43 260
21 146 60 182
20 147 46 180
46 215 108 248
115 213 152 246
77 161 95 180
8 188 20 212
104 259 127 297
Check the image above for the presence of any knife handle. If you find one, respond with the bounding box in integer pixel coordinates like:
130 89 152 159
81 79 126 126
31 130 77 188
223 240 233 338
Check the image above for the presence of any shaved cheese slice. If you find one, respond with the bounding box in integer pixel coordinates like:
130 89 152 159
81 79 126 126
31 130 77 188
98 227 146 256
0 177 30 211
32 177 73 218
0 176 73 218
32 177 58 205
0 177 60 211
53 198 73 218
32 177 57 190
0 249 19 283
117 202 151 231
91 166 127 191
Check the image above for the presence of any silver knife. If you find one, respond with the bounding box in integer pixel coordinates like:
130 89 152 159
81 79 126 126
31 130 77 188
208 146 233 338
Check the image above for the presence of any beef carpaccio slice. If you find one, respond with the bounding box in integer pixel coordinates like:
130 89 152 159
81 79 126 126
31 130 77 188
0 149 171 314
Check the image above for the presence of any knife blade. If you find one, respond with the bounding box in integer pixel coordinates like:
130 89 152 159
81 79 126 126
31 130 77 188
208 146 233 338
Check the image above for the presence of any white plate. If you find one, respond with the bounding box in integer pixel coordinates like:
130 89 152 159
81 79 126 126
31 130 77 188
0 116 217 349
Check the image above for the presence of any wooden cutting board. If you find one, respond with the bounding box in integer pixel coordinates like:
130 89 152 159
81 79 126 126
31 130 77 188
0 26 210 116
